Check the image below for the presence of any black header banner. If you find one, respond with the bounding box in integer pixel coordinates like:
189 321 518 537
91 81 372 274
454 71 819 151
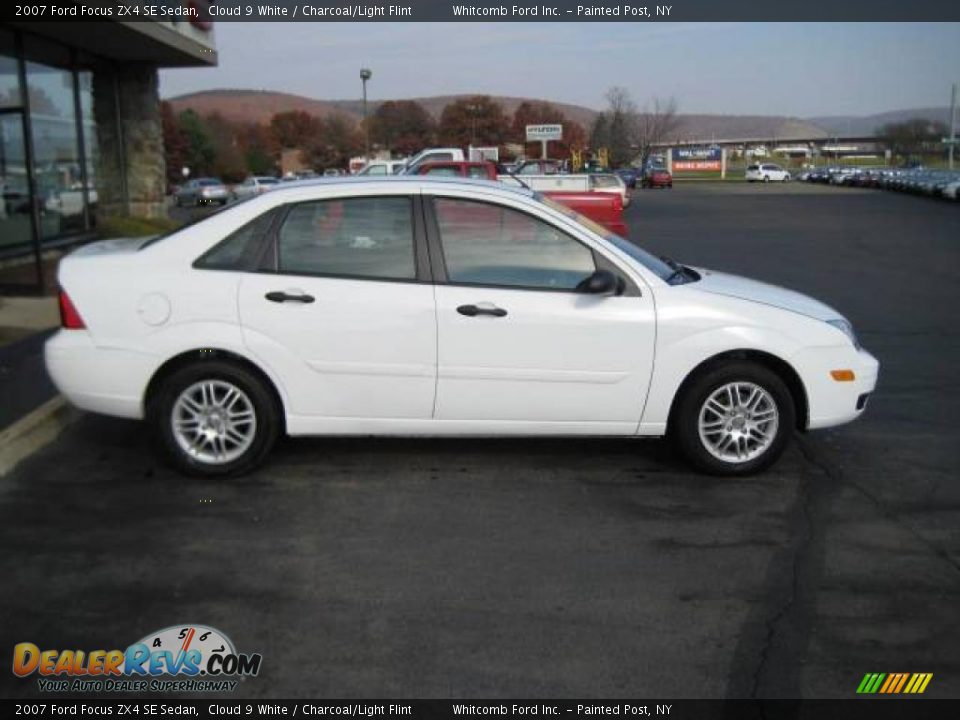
3 0 960 22
2 699 959 720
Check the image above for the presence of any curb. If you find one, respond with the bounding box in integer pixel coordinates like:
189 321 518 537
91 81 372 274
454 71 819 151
0 396 79 476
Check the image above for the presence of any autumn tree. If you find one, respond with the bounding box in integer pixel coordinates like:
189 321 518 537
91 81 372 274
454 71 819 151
305 113 362 170
438 96 509 147
160 102 188 186
270 110 321 149
634 97 680 167
200 112 246 183
178 109 216 177
235 122 278 175
369 100 435 156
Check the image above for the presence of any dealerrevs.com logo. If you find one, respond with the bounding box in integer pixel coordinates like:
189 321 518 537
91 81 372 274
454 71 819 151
12 624 262 693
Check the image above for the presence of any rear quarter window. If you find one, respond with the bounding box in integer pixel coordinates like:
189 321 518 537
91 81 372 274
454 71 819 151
194 208 278 270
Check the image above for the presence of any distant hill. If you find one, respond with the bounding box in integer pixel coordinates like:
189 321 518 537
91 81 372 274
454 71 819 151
164 89 951 142
165 89 599 128
809 107 952 136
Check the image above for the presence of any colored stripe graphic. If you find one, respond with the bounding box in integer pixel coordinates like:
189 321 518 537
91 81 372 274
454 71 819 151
857 673 932 694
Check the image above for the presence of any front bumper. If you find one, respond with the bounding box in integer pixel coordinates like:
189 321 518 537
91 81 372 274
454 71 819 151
791 345 879 430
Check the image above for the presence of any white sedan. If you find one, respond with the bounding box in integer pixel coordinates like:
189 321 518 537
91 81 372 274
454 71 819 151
46 178 878 477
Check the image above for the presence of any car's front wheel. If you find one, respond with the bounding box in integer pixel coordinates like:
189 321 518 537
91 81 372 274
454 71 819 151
672 362 795 475
149 360 280 477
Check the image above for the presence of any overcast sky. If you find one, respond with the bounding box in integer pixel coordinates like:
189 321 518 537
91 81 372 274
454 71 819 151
160 22 960 117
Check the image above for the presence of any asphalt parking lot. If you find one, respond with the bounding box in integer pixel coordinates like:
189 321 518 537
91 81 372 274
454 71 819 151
1 183 958 700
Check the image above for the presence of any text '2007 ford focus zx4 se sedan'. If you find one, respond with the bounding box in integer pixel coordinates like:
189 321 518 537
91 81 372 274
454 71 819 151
46 177 878 477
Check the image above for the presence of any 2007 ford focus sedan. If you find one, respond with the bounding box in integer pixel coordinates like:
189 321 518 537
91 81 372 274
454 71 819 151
45 177 878 477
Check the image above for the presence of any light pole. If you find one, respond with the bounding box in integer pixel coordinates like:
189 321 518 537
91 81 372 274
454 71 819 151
467 103 480 147
360 67 372 161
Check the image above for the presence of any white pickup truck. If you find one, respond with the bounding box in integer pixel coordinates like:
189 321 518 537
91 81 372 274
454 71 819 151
500 172 630 207
399 148 466 175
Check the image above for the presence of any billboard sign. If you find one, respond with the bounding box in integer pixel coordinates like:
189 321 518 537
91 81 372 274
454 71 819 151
526 124 563 142
672 146 722 172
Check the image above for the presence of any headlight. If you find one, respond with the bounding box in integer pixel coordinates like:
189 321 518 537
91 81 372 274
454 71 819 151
827 318 860 349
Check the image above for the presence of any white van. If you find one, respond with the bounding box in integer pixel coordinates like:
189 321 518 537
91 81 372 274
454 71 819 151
746 163 791 183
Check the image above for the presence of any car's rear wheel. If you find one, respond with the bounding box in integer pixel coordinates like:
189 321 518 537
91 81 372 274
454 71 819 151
149 360 280 477
672 362 795 476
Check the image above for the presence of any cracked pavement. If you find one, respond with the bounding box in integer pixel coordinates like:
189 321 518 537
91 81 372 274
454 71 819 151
1 182 958 699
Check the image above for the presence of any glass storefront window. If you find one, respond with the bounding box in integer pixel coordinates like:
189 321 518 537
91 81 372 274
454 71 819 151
1 30 20 108
1 30 33 251
24 37 85 239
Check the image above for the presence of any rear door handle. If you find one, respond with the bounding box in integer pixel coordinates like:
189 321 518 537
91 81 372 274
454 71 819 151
265 291 315 304
457 303 507 318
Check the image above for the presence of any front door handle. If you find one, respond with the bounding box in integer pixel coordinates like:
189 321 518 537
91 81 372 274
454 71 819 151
265 291 315 304
457 303 507 318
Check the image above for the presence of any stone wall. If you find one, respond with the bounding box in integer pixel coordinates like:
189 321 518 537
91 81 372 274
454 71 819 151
92 64 167 220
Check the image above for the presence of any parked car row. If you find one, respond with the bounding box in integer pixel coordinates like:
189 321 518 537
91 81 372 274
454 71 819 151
799 166 960 200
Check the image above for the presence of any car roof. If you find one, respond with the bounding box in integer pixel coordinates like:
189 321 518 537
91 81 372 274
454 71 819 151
264 174 537 199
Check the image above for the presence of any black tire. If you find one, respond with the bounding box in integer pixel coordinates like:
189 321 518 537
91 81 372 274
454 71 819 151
763 176 770 183
148 360 280 478
671 361 795 476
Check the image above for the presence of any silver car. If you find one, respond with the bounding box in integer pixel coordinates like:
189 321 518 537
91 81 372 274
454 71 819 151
175 178 228 207
231 176 279 201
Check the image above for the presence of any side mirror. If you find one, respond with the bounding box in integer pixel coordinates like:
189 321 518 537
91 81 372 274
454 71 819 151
577 269 623 296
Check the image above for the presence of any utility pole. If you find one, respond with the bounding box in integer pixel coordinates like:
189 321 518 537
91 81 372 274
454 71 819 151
360 68 372 162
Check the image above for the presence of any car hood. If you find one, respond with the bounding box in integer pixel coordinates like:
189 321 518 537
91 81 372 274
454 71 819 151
691 268 840 322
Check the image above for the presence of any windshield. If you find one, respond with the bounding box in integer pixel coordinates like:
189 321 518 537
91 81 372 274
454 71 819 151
536 194 676 281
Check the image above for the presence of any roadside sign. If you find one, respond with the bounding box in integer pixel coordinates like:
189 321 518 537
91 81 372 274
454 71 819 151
671 147 722 172
942 138 959 145
526 124 563 142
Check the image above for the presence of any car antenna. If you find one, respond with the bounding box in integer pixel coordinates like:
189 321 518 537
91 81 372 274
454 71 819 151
503 167 532 191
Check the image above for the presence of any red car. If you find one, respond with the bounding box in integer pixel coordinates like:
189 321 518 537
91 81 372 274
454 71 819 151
415 161 627 236
642 168 673 189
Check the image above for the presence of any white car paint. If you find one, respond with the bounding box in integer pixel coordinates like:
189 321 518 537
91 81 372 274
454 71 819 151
745 164 791 183
45 177 877 470
356 160 407 176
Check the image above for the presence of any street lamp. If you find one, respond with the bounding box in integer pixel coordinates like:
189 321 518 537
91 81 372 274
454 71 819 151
360 67 372 161
467 103 480 146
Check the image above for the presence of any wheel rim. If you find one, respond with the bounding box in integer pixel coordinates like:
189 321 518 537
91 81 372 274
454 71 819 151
698 382 779 464
171 380 257 465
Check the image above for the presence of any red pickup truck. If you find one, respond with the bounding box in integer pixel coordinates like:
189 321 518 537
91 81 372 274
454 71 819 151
414 161 628 236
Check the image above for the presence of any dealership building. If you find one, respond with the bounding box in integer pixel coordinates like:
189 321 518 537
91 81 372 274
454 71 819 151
1 8 216 287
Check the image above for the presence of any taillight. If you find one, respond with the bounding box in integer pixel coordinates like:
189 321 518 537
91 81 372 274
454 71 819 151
612 192 623 212
58 289 86 329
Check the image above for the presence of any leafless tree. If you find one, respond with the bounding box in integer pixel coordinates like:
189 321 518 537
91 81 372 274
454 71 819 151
634 97 680 166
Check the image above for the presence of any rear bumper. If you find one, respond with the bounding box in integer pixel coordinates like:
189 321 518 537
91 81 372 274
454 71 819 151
44 330 154 419
792 345 879 430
